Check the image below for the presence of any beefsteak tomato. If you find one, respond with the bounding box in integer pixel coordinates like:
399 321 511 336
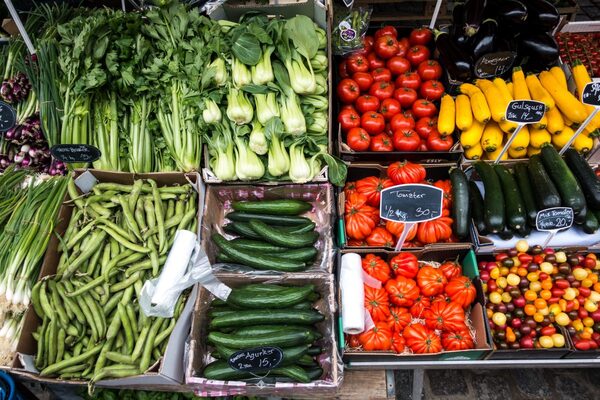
345 192 380 240
352 71 374 92
386 56 411 76
362 254 392 283
355 176 394 206
356 95 381 114
359 322 393 351
347 54 369 74
415 116 438 139
410 294 431 318
439 261 462 281
385 276 420 307
442 328 474 351
366 227 395 247
406 45 431 66
387 161 427 185
419 79 445 101
374 35 399 59
380 98 401 121
417 265 447 296
387 306 412 333
403 323 442 354
385 221 418 242
369 81 395 100
392 129 421 151
364 285 391 321
424 301 466 332
389 252 419 279
417 217 453 244
391 332 406 353
338 108 361 132
337 78 360 104
427 131 454 151
417 59 443 81
409 28 433 46
390 112 415 132
445 276 477 308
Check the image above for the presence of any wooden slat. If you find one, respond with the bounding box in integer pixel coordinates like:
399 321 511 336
334 370 390 400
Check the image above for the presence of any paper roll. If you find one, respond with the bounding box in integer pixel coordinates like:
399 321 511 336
340 253 365 335
151 229 197 305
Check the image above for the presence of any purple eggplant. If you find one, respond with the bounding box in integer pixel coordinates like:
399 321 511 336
521 0 559 32
435 30 473 82
495 0 528 27
517 31 559 71
472 19 498 59
463 0 487 37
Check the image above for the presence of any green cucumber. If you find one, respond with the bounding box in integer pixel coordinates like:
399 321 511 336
209 309 236 318
248 220 319 249
232 200 312 215
513 163 538 227
306 367 324 380
307 346 322 356
494 165 527 231
528 155 562 210
216 253 235 264
583 209 599 234
210 309 325 329
230 240 318 262
469 181 487 235
223 222 262 240
234 325 321 339
203 361 310 382
564 148 600 209
540 145 586 214
450 168 470 239
227 212 312 226
214 344 310 365
474 161 505 233
208 330 315 349
291 301 313 310
227 286 315 309
239 284 289 292
297 355 317 367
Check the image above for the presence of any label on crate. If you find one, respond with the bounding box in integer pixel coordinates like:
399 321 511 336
505 100 546 124
474 51 516 79
582 82 600 107
380 184 443 223
50 144 101 163
536 207 574 232
228 346 284 372
0 101 16 132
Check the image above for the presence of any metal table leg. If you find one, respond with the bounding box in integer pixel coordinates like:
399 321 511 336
412 368 424 400
386 370 396 399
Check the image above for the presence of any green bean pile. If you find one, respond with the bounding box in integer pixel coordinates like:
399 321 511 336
30 178 197 383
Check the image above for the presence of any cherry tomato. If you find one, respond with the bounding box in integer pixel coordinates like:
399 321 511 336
370 133 394 151
380 98 401 121
427 130 454 151
375 26 398 40
415 117 438 139
396 72 421 91
338 60 349 79
346 54 369 74
392 129 420 151
356 95 381 113
412 99 437 118
417 60 443 81
386 56 411 76
390 111 415 132
346 127 371 151
361 112 386 135
337 78 360 104
375 35 399 59
369 81 395 100
338 108 361 131
372 67 393 82
393 87 418 108
406 45 431 66
409 28 433 46
420 80 445 101
396 37 410 58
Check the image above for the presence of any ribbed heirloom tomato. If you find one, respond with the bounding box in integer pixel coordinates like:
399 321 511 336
391 332 406 353
366 227 394 247
385 276 420 307
364 285 390 321
359 322 392 351
386 221 418 242
417 265 447 296
389 252 419 279
387 161 427 184
440 261 462 280
445 276 477 308
442 328 474 350
344 192 379 240
424 301 465 331
403 323 442 353
410 294 431 318
362 254 392 283
417 217 453 244
387 306 412 332
355 176 393 206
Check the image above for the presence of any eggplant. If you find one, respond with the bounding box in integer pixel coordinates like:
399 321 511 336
463 0 487 37
522 0 559 32
495 0 528 27
472 19 497 59
435 31 473 82
517 31 559 71
452 3 473 50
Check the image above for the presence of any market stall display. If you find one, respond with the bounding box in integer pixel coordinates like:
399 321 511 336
556 32 600 78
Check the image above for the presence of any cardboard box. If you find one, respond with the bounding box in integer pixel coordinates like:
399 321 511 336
186 273 342 397
13 170 203 388
201 183 335 273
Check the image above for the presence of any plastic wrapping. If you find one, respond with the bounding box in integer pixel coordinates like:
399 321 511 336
186 274 343 397
332 6 372 56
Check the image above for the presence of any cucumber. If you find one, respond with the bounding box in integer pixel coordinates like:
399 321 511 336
234 325 321 339
239 284 289 292
210 309 325 329
450 168 470 239
216 253 236 264
473 161 505 233
232 200 312 215
212 234 307 272
248 220 319 249
469 181 487 235
208 330 315 349
223 222 262 239
209 309 236 318
513 163 538 227
227 286 315 309
297 355 317 367
291 301 314 310
493 165 527 231
306 367 324 380
214 344 310 366
564 148 600 209
227 212 313 226
203 361 310 382
307 346 322 356
230 240 318 262
528 155 562 210
540 145 586 215
583 210 599 234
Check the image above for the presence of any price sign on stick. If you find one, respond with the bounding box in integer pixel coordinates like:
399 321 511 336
560 82 600 155
0 101 16 132
228 347 284 372
51 144 102 164
536 207 574 247
380 184 444 250
495 100 546 163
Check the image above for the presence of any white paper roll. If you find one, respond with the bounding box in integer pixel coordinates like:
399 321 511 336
151 230 197 305
340 253 365 335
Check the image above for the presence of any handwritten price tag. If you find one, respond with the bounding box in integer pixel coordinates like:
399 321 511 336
474 51 516 79
582 82 600 107
380 184 443 223
505 100 546 124
51 144 102 163
0 101 16 132
536 207 574 232
228 347 284 372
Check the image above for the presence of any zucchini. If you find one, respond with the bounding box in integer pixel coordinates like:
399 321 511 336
227 212 312 226
493 165 527 231
232 200 312 215
214 344 310 366
473 161 505 233
230 240 318 262
203 361 310 383
540 145 586 214
248 220 319 249
564 148 600 209
210 309 325 329
227 286 315 309
208 330 315 349
575 205 588 225
450 168 470 239
212 234 306 272
469 181 487 235
528 155 562 210
498 226 514 240
513 163 538 227
223 222 261 240
583 210 599 234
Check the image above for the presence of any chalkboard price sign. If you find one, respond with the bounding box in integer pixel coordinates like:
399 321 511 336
50 144 101 163
380 184 444 223
228 347 284 372
474 51 516 79
536 207 574 232
505 100 546 124
582 82 600 107
0 101 16 132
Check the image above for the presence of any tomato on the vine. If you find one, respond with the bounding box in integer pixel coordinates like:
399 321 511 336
393 129 421 151
352 72 374 92
372 67 393 82
346 127 371 151
361 112 386 135
370 133 394 151
406 45 431 66
375 26 398 40
337 78 360 104
393 87 418 108
396 72 421 91
346 54 369 74
386 56 411 76
417 60 443 81
380 98 401 120
375 35 399 59
427 131 454 151
412 99 437 118
356 95 381 114
390 111 415 132
338 108 361 131
415 116 438 139
420 80 445 101
369 81 395 100
367 52 386 69
409 28 433 46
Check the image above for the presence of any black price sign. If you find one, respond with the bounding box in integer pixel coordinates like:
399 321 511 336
582 82 600 107
50 144 101 163
505 100 546 124
536 207 574 232
228 347 284 372
380 184 443 223
474 51 516 79
0 101 16 132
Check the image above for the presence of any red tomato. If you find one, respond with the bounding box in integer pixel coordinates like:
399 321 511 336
396 37 410 58
393 129 421 151
417 60 443 81
380 98 401 121
415 117 438 139
346 127 371 151
361 35 375 54
370 133 394 151
386 56 411 76
337 79 360 104
338 108 361 132
338 60 349 79
406 45 431 66
412 99 437 118
409 28 433 46
352 72 374 92
396 72 421 91
390 112 415 131
427 131 454 151
418 139 428 151
393 87 418 108
340 104 357 112
369 81 395 100
404 109 415 120
372 67 393 82
361 112 386 135
375 35 399 59
356 95 381 114
420 80 445 101
347 54 369 74
367 52 386 70
375 26 398 40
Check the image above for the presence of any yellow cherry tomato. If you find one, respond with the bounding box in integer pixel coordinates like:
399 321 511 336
527 272 540 282
563 287 577 301
497 277 508 289
502 292 512 303
554 251 567 264
551 333 565 348
490 267 500 280
489 291 502 304
492 312 507 326
539 335 554 349
555 312 571 326
507 273 520 286
534 312 544 323
585 299 598 313
540 262 554 274
529 281 542 292
515 239 529 253
573 268 588 281
584 317 595 327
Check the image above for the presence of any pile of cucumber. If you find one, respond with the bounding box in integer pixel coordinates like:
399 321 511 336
213 199 319 272
203 283 326 383
471 146 600 239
